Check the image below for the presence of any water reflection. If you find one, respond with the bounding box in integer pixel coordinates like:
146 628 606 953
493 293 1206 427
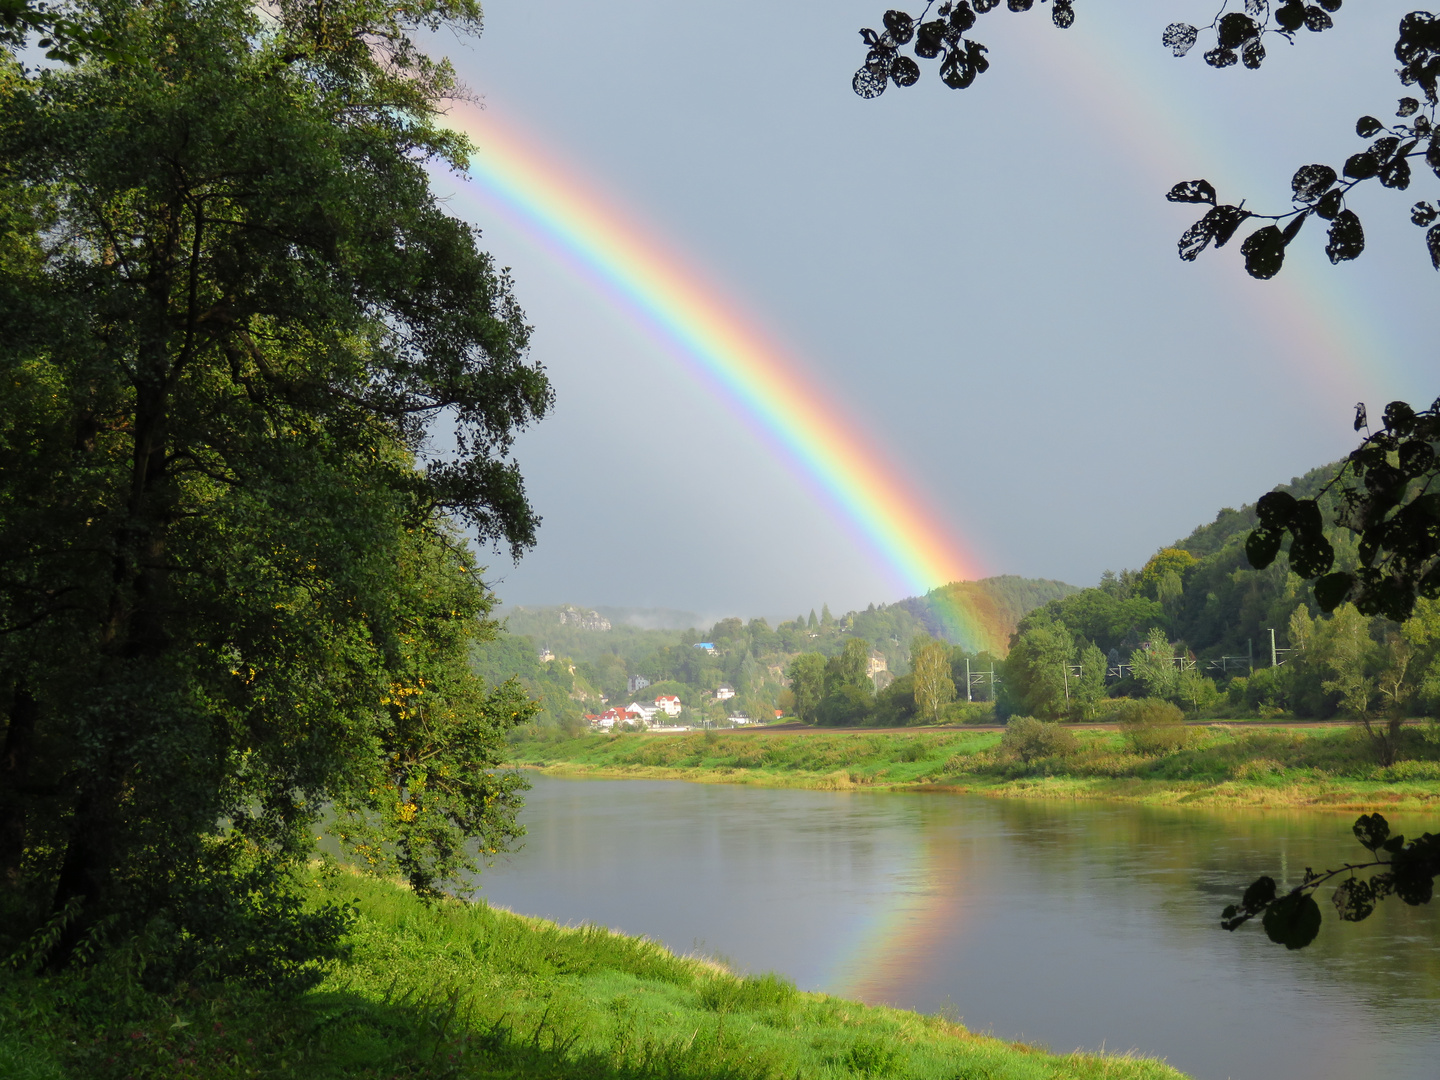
474 775 1440 1080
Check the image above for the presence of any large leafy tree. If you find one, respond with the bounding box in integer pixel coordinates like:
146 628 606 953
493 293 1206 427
0 0 550 974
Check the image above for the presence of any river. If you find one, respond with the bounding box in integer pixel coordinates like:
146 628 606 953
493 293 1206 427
473 774 1440 1080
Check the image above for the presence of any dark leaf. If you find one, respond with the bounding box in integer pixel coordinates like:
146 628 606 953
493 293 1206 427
1262 893 1323 949
1380 154 1412 190
1400 97 1422 116
883 10 916 43
1384 400 1417 431
1163 22 1198 57
1412 201 1437 226
1288 531 1335 578
1241 224 1286 278
1314 571 1353 611
1275 1 1305 32
1244 0 1266 14
1052 0 1073 30
1399 439 1435 476
1357 115 1385 138
973 0 998 10
1246 527 1284 569
1429 134 1440 178
1007 0 1033 10
1242 875 1278 913
1212 205 1249 247
890 55 921 86
1256 490 1299 527
915 19 946 58
1218 13 1257 49
1303 5 1332 31
1393 863 1434 906
1292 498 1323 532
1166 179 1217 204
1205 46 1239 69
1332 878 1376 922
1318 0 1341 11
853 66 888 98
1344 151 1379 179
1242 39 1266 68
1428 224 1440 270
1315 189 1343 220
1326 209 1365 263
1383 834 1407 853
1291 163 1337 201
1354 813 1390 852
1354 402 1368 430
1281 212 1307 243
949 2 976 33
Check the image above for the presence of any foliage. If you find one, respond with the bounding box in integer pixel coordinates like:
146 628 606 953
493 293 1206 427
0 0 546 975
1223 813 1440 951
1114 698 1191 755
999 716 1077 765
910 636 956 723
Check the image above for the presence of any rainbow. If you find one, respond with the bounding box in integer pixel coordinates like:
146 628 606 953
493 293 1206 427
427 101 1011 645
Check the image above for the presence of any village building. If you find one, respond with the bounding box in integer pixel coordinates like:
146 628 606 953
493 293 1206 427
627 673 651 694
715 684 735 701
654 694 682 717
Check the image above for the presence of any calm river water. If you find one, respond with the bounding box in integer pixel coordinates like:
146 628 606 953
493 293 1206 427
473 774 1440 1080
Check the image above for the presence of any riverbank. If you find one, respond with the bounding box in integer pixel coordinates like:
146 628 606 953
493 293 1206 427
1 870 1186 1080
508 724 1440 811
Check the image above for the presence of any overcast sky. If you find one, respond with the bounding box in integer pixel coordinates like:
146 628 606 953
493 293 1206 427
426 1 1436 623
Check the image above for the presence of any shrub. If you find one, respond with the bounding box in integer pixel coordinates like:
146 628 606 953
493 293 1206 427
999 716 1078 764
1114 698 1192 755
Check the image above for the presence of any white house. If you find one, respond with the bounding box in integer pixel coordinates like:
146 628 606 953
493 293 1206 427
628 674 651 694
654 694 682 717
625 702 659 724
715 684 735 701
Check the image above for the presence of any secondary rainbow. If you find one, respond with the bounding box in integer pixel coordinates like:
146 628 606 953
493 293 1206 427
433 101 984 604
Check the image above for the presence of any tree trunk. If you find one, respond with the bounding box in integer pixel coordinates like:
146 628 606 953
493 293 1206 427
0 683 38 883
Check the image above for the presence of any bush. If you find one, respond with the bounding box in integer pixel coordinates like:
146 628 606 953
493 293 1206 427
1114 698 1192 755
999 716 1078 764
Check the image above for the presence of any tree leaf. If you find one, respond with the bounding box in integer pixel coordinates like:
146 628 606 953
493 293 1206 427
1303 5 1333 31
1357 115 1384 138
1240 224 1286 278
1051 0 1074 30
1399 97 1422 117
1288 530 1335 578
1204 46 1238 69
1313 571 1353 612
1281 212 1307 243
1242 39 1266 69
890 55 921 86
1275 1 1305 32
1262 893 1323 949
1217 13 1257 49
1256 490 1299 527
1291 164 1337 202
1412 201 1438 226
1162 22 1198 57
1344 151 1379 179
1246 527 1284 569
1325 209 1365 263
1242 875 1277 913
1212 205 1250 247
1007 0 1033 10
1315 189 1343 220
914 19 946 58
853 65 888 98
1166 179 1217 204
1354 813 1390 851
883 10 916 44
1380 155 1412 190
1332 878 1376 922
1428 224 1440 270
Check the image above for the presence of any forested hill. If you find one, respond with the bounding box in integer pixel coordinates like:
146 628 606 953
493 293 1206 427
897 576 1079 653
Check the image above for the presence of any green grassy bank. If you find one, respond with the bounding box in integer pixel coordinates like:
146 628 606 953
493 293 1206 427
508 724 1440 811
1 870 1185 1080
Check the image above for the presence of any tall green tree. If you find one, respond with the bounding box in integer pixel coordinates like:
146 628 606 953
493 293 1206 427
910 636 955 724
1000 612 1072 720
0 0 550 969
785 652 826 724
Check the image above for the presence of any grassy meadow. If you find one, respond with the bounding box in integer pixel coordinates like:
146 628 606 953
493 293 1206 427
508 723 1440 811
1 870 1187 1080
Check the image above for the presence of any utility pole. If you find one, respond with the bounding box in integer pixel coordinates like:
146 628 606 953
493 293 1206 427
1061 661 1070 705
1269 628 1277 668
1248 637 1253 674
965 656 972 702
